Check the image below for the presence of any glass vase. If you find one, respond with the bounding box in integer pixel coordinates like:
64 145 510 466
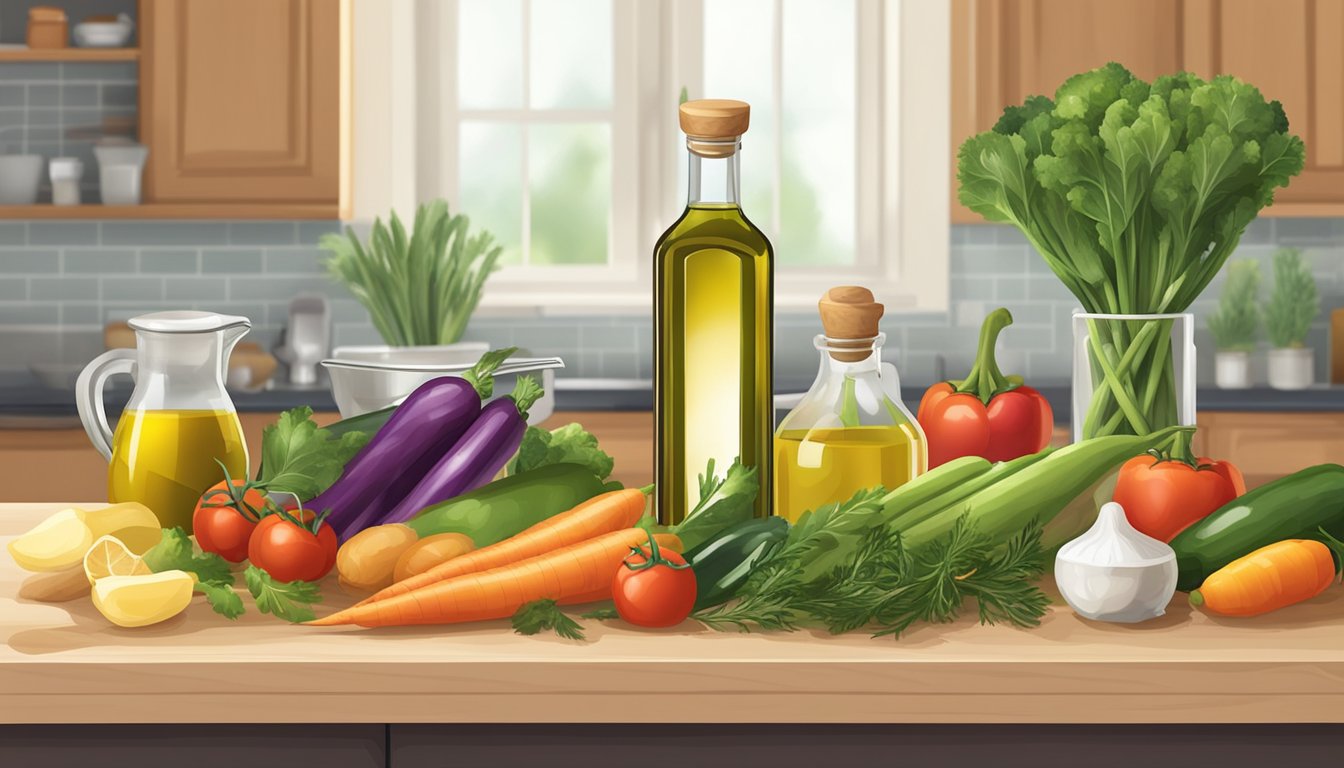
1071 312 1196 442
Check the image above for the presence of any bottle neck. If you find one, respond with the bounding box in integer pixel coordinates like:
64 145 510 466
686 138 741 206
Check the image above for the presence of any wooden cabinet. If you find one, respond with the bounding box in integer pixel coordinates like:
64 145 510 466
140 0 349 214
952 0 1344 221
1196 412 1344 490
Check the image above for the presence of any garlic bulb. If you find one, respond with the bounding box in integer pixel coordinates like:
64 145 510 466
1054 501 1178 623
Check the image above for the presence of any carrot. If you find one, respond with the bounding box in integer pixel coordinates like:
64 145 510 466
1190 538 1341 617
308 529 683 627
355 486 651 608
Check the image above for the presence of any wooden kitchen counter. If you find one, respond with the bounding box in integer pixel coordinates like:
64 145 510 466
4 502 1344 726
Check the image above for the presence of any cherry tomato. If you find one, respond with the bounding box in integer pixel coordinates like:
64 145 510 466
193 480 267 562
248 509 337 583
612 534 697 628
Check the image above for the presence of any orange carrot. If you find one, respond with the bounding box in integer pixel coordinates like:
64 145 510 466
308 530 682 627
355 486 651 608
1190 539 1340 617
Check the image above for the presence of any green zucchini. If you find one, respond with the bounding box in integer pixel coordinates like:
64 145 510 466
406 463 608 547
324 406 396 440
1169 464 1344 591
686 517 790 611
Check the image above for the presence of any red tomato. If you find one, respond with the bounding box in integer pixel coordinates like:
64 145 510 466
248 509 337 583
193 480 268 562
1114 453 1246 542
613 537 697 628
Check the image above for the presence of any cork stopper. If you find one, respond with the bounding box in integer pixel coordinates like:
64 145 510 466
818 286 884 362
680 99 750 158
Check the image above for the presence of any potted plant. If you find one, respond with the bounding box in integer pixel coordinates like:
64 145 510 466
1206 260 1260 389
1264 248 1319 390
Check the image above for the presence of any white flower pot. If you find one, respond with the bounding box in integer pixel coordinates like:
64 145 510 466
1214 351 1252 389
1267 347 1313 390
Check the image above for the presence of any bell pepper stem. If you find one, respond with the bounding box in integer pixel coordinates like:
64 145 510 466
953 307 1018 403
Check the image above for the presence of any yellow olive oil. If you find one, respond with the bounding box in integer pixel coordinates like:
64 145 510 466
773 424 925 523
108 409 248 532
656 203 773 524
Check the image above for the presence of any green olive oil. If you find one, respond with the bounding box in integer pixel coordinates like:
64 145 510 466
654 100 773 525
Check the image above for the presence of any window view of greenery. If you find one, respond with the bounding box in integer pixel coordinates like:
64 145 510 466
456 0 857 269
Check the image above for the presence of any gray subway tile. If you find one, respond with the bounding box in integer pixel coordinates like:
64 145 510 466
1274 218 1338 245
63 249 136 273
165 277 221 302
228 221 298 246
60 304 102 326
0 223 25 245
102 221 230 246
962 224 998 245
1003 303 1055 327
27 84 58 107
499 322 580 355
28 222 98 246
600 351 640 378
139 249 200 273
950 275 995 302
333 322 383 347
578 323 636 352
30 276 97 300
101 276 164 302
265 247 326 273
0 276 26 300
61 62 137 81
60 84 98 107
299 221 345 243
0 303 58 324
0 85 22 105
0 249 59 273
102 84 138 108
227 275 341 302
329 298 370 323
995 276 1027 302
952 246 1029 276
1027 275 1075 302
0 63 60 80
202 248 263 273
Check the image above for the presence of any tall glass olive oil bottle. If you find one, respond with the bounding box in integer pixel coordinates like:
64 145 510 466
654 99 773 525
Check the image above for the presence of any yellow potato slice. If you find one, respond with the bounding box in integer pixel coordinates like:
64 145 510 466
91 570 194 628
7 508 94 572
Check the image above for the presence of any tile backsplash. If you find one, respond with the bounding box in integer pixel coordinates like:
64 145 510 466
1 216 1341 388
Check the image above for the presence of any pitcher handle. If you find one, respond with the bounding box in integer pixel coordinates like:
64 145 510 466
75 349 137 461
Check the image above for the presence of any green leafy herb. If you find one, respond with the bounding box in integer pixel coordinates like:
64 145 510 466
672 459 760 551
1264 247 1319 348
1207 260 1262 352
144 528 233 587
507 423 616 481
258 406 370 499
321 200 503 346
580 604 620 621
512 599 586 640
957 63 1305 437
196 582 245 620
244 565 321 623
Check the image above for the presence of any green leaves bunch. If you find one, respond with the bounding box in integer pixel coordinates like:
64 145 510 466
1207 260 1261 352
1264 247 1319 348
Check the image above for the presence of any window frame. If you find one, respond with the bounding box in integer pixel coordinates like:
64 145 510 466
351 0 949 314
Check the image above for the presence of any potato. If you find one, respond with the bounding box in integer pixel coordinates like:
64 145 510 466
7 503 160 572
18 567 92 603
336 524 419 592
393 533 475 583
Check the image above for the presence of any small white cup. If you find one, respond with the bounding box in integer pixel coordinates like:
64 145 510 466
49 157 84 206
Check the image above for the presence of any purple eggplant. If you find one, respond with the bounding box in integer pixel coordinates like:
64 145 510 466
379 375 544 525
319 348 517 541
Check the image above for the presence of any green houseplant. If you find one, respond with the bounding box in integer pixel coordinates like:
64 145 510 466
957 63 1304 438
1206 260 1260 389
1264 248 1319 390
321 200 502 347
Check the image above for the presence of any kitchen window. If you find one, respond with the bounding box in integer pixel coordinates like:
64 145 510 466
353 0 948 312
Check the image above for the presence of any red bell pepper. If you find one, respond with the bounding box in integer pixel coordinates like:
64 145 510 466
916 308 1054 467
1112 430 1246 542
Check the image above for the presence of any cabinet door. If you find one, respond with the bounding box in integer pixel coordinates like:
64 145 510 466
951 0 1185 222
141 0 345 205
1197 412 1344 490
1183 0 1344 213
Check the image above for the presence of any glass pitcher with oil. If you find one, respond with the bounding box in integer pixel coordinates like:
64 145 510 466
76 311 251 532
774 287 927 522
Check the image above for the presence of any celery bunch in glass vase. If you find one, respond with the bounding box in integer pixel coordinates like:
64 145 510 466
957 63 1304 438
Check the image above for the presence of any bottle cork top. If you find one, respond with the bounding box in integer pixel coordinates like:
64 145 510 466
818 286 884 361
679 99 751 140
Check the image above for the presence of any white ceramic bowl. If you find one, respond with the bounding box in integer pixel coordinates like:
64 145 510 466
322 350 565 425
0 155 44 204
73 16 134 48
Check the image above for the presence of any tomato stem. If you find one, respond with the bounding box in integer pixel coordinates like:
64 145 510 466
1145 429 1201 469
211 458 265 522
623 529 691 572
952 307 1021 404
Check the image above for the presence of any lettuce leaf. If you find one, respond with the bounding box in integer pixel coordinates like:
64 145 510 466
507 423 615 481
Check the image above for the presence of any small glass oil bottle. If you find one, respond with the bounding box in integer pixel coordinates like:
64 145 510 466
774 287 927 522
654 99 773 525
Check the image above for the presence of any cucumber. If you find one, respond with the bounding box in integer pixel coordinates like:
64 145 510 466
685 517 789 611
324 406 395 440
888 450 1050 532
1169 464 1344 591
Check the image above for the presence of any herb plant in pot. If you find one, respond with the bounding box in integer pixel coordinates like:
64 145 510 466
957 63 1304 440
1264 248 1319 390
1206 260 1260 389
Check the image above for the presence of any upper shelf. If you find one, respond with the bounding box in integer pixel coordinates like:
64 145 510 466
0 46 140 62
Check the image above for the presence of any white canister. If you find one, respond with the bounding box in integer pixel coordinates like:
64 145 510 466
1267 347 1314 390
49 157 84 206
94 143 149 205
1214 350 1252 389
